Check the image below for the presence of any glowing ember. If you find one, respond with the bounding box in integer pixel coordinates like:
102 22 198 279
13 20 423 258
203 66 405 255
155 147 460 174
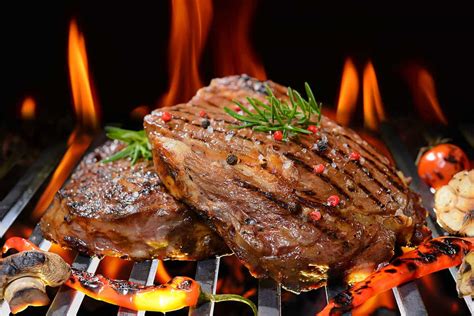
212 1 266 80
19 96 37 120
363 61 386 131
403 65 448 125
159 0 213 107
31 20 100 221
336 58 359 126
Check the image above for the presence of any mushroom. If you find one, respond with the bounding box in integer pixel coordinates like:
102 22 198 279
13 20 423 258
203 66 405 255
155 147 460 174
0 250 70 314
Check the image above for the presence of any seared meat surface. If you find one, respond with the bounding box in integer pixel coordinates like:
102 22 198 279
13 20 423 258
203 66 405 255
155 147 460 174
40 141 227 261
144 75 430 292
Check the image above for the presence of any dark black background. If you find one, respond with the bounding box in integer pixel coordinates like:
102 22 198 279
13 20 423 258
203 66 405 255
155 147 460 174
1 1 473 128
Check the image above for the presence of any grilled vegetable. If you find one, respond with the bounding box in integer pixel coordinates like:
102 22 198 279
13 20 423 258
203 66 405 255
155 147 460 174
318 237 474 316
457 251 474 296
0 245 70 314
2 237 257 315
417 143 470 189
434 169 474 236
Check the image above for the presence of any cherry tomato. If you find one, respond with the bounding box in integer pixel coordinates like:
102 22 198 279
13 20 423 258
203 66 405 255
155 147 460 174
417 144 470 189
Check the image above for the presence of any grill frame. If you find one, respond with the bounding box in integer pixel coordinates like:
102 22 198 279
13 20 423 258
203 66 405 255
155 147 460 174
0 124 472 315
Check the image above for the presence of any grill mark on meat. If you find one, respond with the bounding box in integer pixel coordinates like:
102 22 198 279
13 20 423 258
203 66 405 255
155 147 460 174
233 179 350 243
337 134 406 193
322 144 396 209
283 153 350 201
169 112 391 212
290 138 387 211
233 178 301 212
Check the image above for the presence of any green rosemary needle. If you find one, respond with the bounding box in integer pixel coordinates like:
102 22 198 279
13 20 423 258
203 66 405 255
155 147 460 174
101 126 152 165
224 83 322 140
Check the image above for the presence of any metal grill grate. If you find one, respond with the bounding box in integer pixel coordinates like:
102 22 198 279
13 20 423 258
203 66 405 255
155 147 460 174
0 125 473 315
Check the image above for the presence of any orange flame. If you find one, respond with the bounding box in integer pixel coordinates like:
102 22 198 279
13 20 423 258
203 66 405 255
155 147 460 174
31 20 100 220
212 1 266 80
336 58 359 126
159 0 213 107
403 65 448 125
96 256 134 280
155 260 172 284
20 96 37 120
363 61 386 131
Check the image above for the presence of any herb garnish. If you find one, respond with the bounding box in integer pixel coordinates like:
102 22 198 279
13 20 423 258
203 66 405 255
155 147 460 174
101 126 152 165
224 83 322 140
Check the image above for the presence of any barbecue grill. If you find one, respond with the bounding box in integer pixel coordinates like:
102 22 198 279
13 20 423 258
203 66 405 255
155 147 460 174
1 123 473 315
2 2 474 315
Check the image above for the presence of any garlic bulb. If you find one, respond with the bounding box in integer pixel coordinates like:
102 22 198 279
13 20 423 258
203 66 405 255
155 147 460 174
457 251 474 297
434 170 474 236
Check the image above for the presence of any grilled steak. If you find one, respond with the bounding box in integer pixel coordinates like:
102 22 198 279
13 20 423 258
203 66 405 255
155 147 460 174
40 140 227 261
144 75 430 292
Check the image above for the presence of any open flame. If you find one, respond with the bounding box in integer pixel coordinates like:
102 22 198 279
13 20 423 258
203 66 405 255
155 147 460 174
336 58 359 126
159 0 213 107
31 20 100 220
19 96 37 121
403 65 448 125
212 1 266 80
363 61 386 131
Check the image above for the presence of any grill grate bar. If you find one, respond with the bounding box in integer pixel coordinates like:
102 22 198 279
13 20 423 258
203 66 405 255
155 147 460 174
380 123 474 314
393 283 428 316
258 278 281 316
46 254 101 315
189 257 221 316
117 259 159 316
0 144 65 237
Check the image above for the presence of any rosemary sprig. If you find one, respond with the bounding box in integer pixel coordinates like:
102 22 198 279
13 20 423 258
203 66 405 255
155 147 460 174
224 83 322 140
101 126 152 165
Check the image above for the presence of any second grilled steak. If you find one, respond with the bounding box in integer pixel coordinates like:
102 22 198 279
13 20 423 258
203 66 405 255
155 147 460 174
40 140 227 261
144 75 430 292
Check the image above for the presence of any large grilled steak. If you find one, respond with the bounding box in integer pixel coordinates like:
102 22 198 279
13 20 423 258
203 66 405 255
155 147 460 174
144 75 430 292
40 140 227 261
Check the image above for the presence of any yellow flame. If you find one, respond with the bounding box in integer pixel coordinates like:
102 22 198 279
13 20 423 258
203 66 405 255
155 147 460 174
159 0 213 107
363 61 386 131
32 20 100 220
336 58 359 126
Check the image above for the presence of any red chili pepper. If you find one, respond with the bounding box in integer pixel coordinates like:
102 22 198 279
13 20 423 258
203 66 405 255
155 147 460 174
161 112 172 122
313 164 325 174
327 195 340 207
349 151 361 161
199 110 207 118
317 237 474 316
273 131 283 141
308 125 319 134
2 237 257 314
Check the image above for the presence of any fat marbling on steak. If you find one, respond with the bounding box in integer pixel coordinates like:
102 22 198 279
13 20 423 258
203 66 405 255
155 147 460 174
40 140 227 261
144 75 430 292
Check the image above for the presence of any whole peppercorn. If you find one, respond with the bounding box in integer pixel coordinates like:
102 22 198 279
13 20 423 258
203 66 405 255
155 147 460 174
226 154 238 165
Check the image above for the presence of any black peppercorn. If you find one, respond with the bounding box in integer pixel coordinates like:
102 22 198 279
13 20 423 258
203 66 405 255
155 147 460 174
201 119 210 129
226 154 238 165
